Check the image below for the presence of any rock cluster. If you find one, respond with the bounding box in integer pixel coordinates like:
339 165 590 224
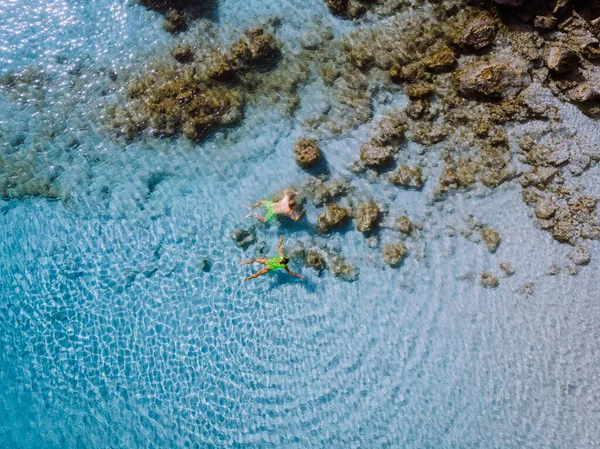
294 137 322 169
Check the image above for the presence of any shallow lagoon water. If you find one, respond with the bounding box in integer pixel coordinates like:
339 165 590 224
1 0 600 448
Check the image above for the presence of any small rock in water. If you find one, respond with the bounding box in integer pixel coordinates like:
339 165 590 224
317 203 351 234
383 243 408 267
395 215 412 234
459 12 497 50
481 227 501 252
424 46 456 72
355 200 380 232
365 235 379 248
518 282 535 296
360 140 394 169
453 59 525 98
294 137 322 170
552 220 575 243
568 265 580 276
500 262 515 277
389 165 424 189
305 250 327 273
569 245 591 265
481 272 499 288
535 197 556 219
547 264 561 275
171 45 193 64
199 256 212 272
329 255 359 282
162 9 187 34
545 46 577 74
231 227 256 249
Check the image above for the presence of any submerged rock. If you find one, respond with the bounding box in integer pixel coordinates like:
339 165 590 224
535 197 557 219
306 250 327 273
383 242 408 267
162 9 187 34
355 200 380 232
395 215 412 234
459 12 497 50
317 203 351 233
171 45 193 64
424 46 456 72
360 140 394 169
552 220 575 243
481 227 501 252
569 244 591 265
545 46 577 74
453 59 525 98
405 82 435 100
500 262 515 277
518 282 535 296
231 227 256 249
389 165 424 189
329 255 359 282
481 272 499 288
294 137 322 169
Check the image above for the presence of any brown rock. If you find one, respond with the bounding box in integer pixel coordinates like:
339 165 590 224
481 227 501 252
460 13 497 50
405 82 434 100
453 59 524 98
383 242 408 267
552 220 575 243
545 46 577 74
534 15 557 30
171 45 193 64
294 137 322 169
395 216 412 234
162 9 187 34
535 197 556 219
424 46 456 72
389 165 424 189
317 203 350 233
356 200 380 232
360 141 394 169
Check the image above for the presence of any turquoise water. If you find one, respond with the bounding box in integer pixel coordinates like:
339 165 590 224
1 1 600 448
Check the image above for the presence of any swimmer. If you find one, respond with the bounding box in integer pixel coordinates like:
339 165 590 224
240 236 303 281
245 190 305 224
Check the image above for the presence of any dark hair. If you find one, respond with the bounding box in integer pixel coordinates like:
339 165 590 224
281 257 290 265
289 199 296 208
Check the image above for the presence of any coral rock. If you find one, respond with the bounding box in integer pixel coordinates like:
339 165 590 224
317 203 351 233
500 262 515 277
569 245 591 265
545 46 577 74
294 137 322 169
231 228 256 249
162 9 187 34
453 59 525 98
535 197 557 219
424 46 456 72
405 82 434 100
460 13 497 50
552 220 575 243
171 45 193 64
389 165 424 189
360 141 394 169
481 227 501 252
481 272 499 288
356 200 380 232
383 242 408 267
395 215 412 234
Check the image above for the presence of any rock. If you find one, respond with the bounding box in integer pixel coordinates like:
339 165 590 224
568 83 599 103
231 227 256 249
568 265 580 275
481 272 499 288
547 263 561 275
171 45 193 64
535 197 556 219
405 82 434 100
355 200 380 233
481 227 501 252
460 13 497 50
372 116 407 146
306 250 327 272
389 165 424 189
360 141 394 169
325 0 348 16
395 215 412 234
317 203 351 233
545 46 577 74
245 27 280 63
162 9 187 34
329 255 359 282
453 59 525 98
405 99 429 119
520 166 558 187
206 56 237 81
383 242 408 267
534 15 558 30
199 256 212 272
500 262 515 277
390 61 430 84
300 32 323 51
424 46 456 72
552 220 575 243
518 282 535 296
569 245 591 265
294 137 322 169
365 235 379 248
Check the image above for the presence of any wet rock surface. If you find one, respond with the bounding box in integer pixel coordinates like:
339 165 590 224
294 137 322 169
355 200 380 233
454 59 525 98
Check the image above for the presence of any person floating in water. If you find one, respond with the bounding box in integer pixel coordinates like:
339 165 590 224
240 236 303 281
245 189 305 224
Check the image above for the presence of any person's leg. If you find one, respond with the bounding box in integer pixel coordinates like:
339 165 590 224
244 267 271 281
240 258 258 265
247 214 267 223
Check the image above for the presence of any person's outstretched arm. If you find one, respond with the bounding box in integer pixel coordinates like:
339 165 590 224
292 209 306 222
277 236 285 256
285 267 303 279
